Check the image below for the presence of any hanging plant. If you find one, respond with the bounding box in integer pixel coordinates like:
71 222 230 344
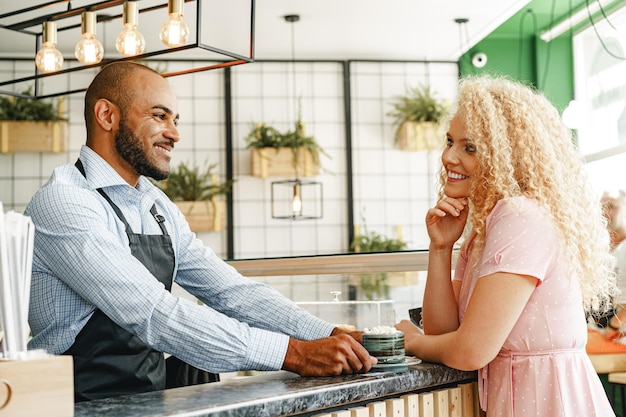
153 161 235 232
0 87 66 121
0 87 68 154
387 84 447 151
155 161 234 202
245 101 328 178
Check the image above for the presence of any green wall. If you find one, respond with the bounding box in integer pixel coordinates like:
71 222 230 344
459 32 574 113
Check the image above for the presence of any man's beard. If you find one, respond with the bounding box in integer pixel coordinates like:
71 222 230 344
115 118 170 181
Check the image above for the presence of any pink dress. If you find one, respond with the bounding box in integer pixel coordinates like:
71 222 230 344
454 196 614 417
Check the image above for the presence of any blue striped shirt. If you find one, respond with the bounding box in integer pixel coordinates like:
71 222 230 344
26 145 334 372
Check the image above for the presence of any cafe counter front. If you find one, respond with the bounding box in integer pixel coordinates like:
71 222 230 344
74 362 477 417
60 251 477 417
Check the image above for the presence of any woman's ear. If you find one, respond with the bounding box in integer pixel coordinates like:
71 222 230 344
93 98 118 132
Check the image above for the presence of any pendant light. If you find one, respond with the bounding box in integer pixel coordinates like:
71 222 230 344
35 21 63 73
272 179 323 220
292 181 303 216
271 15 323 220
160 0 190 47
116 1 146 57
75 11 104 65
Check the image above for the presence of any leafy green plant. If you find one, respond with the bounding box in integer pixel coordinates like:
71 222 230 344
351 230 408 253
350 225 408 300
245 102 328 166
155 161 235 201
245 122 283 149
0 87 66 121
387 84 447 125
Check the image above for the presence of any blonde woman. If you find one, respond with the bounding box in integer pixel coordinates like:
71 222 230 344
396 75 618 416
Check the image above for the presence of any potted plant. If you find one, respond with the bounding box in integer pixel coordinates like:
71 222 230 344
350 225 408 300
246 105 327 178
0 87 68 154
154 161 235 232
387 84 447 151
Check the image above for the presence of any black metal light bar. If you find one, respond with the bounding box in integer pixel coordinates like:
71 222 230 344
0 0 256 99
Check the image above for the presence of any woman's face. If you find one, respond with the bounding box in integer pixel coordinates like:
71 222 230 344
442 112 477 198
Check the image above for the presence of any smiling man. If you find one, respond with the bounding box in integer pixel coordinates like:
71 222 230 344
25 62 375 402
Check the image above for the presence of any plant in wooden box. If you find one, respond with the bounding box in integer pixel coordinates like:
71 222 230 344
350 224 408 300
387 84 447 151
0 88 68 154
155 161 235 232
246 107 327 178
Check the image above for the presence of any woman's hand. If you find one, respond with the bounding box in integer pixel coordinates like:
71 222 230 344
395 320 424 357
426 197 468 249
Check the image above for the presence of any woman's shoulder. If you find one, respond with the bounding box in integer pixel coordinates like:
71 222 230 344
491 195 547 217
487 196 552 232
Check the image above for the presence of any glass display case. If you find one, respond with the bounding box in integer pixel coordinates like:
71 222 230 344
225 250 454 324
296 296 397 331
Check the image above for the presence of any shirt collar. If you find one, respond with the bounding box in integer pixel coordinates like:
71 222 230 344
78 145 165 202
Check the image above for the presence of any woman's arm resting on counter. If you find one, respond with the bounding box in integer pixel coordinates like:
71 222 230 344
398 271 537 371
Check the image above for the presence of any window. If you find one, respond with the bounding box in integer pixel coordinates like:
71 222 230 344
573 5 626 193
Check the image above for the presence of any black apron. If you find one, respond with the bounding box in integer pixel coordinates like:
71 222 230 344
66 160 217 402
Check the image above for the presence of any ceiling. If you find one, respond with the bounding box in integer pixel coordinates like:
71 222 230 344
0 0 539 64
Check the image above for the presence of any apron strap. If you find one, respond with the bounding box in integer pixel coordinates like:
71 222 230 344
75 159 168 236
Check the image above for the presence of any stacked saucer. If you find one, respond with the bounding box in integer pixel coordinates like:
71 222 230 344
362 332 405 364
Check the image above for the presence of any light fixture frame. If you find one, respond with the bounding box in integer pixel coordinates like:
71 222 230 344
0 0 256 99
271 179 323 221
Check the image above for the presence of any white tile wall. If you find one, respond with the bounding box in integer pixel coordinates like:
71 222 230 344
0 58 458 306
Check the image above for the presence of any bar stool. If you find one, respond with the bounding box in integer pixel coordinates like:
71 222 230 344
609 372 626 417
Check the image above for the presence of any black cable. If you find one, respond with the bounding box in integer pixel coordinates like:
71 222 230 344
456 20 467 74
463 21 475 74
518 9 537 80
596 0 618 30
540 0 558 90
586 0 626 60
455 19 473 75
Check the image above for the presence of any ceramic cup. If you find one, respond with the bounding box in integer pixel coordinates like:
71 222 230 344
362 332 405 364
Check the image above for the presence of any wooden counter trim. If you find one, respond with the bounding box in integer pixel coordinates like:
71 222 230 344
225 250 458 277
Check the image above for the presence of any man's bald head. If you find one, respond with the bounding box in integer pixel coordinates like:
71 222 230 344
84 62 161 135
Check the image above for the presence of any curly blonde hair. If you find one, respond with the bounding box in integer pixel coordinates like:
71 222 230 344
438 75 617 313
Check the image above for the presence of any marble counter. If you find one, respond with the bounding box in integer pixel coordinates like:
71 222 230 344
74 362 476 417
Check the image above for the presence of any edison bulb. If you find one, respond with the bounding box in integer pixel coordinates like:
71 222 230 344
116 26 146 57
75 36 104 64
292 183 303 216
160 15 189 47
75 11 104 65
36 21 63 73
35 45 64 73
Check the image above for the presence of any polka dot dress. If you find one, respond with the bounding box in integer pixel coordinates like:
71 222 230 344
454 197 615 417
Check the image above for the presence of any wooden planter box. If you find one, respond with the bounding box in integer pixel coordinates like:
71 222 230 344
0 121 68 154
395 121 441 151
0 355 74 417
175 200 225 232
251 147 319 178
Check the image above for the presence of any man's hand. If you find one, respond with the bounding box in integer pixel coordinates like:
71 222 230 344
282 334 377 376
331 326 363 343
